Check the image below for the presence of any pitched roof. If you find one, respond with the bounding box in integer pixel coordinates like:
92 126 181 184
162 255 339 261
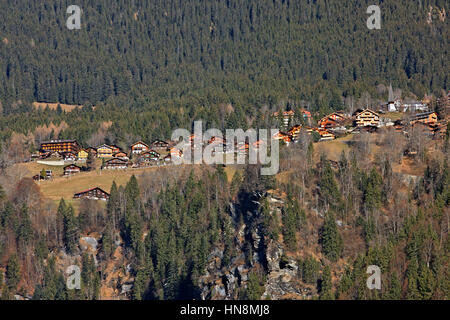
97 144 113 150
74 187 110 197
355 109 380 117
131 141 149 147
411 111 438 120
105 157 128 164
64 164 82 169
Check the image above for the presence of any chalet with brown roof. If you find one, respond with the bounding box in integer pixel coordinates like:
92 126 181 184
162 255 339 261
39 151 64 160
63 152 77 162
273 110 295 127
318 112 348 129
113 152 129 161
272 131 292 144
102 158 129 170
63 164 82 176
137 150 161 165
110 145 121 154
151 140 170 151
288 125 302 138
301 110 312 120
97 144 114 158
170 147 183 158
355 109 380 127
431 120 448 139
409 111 438 125
86 147 97 155
78 149 89 161
131 141 150 155
73 187 110 201
310 128 335 141
164 154 173 163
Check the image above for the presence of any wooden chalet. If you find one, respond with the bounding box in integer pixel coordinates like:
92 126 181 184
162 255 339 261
431 120 448 139
170 147 183 158
164 154 173 163
288 125 302 140
33 170 52 181
409 111 438 125
150 140 170 151
97 144 114 158
301 110 312 120
352 126 379 134
272 110 295 127
40 139 80 154
130 141 150 155
78 149 89 161
272 131 292 144
85 147 97 156
139 150 160 161
39 151 64 160
137 150 160 166
310 128 335 141
355 109 380 127
63 152 77 162
73 187 110 201
110 145 121 154
102 158 129 170
318 112 348 129
63 164 82 176
113 152 129 161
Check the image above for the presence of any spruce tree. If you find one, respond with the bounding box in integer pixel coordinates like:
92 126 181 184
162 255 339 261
320 212 343 262
320 265 334 300
6 254 21 290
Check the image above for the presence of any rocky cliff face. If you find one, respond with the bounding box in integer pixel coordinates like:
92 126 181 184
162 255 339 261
198 191 313 300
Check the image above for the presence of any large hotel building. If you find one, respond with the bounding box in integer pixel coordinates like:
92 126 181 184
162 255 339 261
39 140 81 154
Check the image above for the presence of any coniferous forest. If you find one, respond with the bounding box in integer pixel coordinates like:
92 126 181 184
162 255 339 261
0 0 449 303
0 0 448 144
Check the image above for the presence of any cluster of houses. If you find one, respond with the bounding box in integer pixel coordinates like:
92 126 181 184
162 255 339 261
272 106 447 144
33 94 448 201
36 139 176 175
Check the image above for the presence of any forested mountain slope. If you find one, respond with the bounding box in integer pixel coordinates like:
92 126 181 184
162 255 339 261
0 0 448 115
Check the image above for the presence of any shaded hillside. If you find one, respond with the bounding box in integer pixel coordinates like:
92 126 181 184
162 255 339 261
0 0 448 114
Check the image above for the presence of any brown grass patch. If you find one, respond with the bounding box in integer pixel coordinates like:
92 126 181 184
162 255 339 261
33 102 82 112
314 135 352 162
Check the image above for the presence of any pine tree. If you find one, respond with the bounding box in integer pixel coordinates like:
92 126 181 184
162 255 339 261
63 204 79 254
418 264 436 300
107 181 119 230
56 198 67 247
387 272 402 300
320 212 343 262
6 254 21 290
246 270 266 300
320 265 334 300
